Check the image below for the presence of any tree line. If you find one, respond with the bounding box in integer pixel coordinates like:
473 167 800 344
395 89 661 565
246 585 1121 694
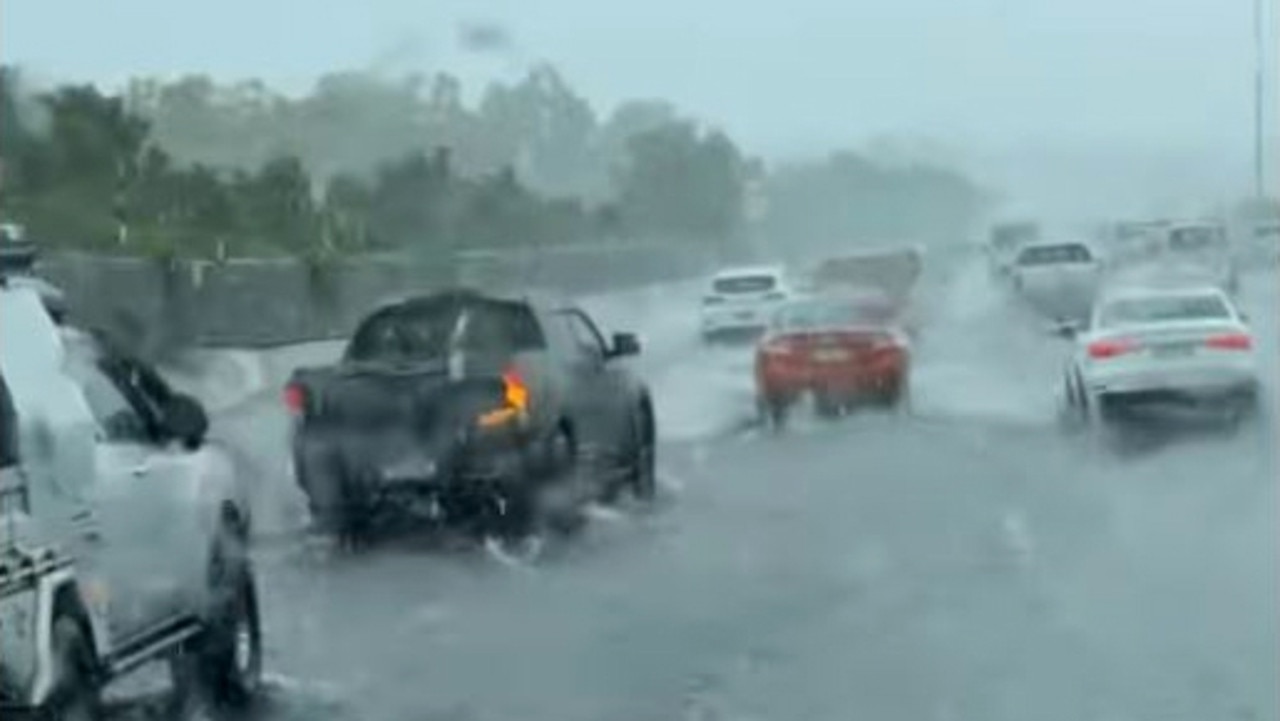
0 64 989 261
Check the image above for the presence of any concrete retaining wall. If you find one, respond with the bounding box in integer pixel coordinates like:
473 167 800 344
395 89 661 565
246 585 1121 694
37 241 713 356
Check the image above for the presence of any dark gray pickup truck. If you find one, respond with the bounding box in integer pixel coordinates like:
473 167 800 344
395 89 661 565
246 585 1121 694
286 289 656 547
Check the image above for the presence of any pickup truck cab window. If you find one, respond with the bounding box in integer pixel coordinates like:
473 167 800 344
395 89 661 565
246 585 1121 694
557 309 607 361
348 296 546 362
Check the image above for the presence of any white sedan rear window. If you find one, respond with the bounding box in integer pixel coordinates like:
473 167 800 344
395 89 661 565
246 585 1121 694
1169 226 1225 251
1099 294 1232 327
1016 244 1093 266
712 275 777 294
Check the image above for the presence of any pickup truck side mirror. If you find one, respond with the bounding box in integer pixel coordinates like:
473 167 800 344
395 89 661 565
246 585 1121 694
164 393 209 449
1049 319 1083 340
609 332 641 358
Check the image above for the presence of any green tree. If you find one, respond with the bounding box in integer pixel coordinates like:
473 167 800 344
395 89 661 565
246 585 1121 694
761 149 988 258
614 120 745 243
235 155 317 254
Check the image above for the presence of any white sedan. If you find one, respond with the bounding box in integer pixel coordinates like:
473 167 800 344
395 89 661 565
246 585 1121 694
1009 240 1103 322
699 265 790 342
1060 285 1260 426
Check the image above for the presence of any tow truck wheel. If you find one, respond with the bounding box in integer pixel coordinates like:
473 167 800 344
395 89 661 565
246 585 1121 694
48 616 100 721
173 529 263 714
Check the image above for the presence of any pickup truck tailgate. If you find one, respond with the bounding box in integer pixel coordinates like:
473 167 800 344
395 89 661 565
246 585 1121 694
293 364 507 435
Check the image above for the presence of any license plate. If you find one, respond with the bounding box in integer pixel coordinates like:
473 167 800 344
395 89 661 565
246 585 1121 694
813 349 849 362
382 458 438 480
1151 343 1195 358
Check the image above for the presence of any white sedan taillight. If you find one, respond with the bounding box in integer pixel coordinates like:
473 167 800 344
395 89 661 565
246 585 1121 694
1087 338 1141 360
1204 332 1252 351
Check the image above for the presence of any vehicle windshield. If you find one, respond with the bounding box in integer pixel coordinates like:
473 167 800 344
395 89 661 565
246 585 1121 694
712 274 778 294
347 297 545 361
1098 294 1233 327
1016 243 1093 265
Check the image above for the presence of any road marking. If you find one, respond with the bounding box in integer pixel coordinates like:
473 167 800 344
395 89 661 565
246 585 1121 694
583 503 625 522
483 535 544 570
1000 508 1036 566
658 470 687 493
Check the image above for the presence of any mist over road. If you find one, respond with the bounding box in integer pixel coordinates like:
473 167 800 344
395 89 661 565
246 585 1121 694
127 254 1276 721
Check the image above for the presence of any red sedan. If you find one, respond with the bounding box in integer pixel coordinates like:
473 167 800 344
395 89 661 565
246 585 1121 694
754 295 911 425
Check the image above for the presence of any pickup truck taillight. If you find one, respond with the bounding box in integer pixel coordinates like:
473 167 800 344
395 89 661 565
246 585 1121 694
283 382 306 415
477 366 530 428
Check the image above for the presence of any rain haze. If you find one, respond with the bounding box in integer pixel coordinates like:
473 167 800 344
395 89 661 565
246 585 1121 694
3 0 1277 218
0 2 1277 721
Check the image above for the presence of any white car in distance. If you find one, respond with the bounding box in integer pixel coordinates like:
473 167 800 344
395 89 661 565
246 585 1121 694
700 265 791 342
1060 285 1260 428
1161 220 1239 294
1010 240 1104 322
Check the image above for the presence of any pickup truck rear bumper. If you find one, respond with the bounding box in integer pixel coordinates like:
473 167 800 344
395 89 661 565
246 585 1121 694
291 425 537 529
0 704 38 721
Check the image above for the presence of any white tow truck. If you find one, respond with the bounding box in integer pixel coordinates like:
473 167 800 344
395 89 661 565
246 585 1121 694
0 279 262 719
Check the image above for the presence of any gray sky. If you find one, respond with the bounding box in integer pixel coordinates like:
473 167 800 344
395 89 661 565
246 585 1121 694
2 0 1276 215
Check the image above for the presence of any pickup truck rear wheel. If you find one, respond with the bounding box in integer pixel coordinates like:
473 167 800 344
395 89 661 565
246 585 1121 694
47 616 100 721
336 477 375 550
627 404 657 502
491 425 572 543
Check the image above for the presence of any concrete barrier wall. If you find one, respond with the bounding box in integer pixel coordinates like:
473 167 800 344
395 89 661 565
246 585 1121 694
37 241 713 356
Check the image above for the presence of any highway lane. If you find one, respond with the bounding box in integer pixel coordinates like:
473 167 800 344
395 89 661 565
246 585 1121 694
110 260 1277 721
243 396 1274 721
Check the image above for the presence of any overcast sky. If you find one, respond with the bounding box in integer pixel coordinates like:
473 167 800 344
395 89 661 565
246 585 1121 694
2 0 1276 216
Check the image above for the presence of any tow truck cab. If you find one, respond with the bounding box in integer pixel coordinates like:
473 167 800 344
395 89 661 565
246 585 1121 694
0 283 104 715
0 279 264 718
